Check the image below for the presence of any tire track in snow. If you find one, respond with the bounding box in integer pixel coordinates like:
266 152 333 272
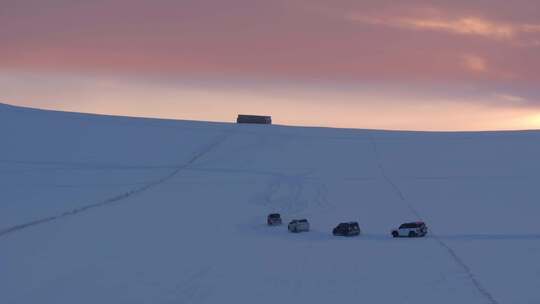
0 130 234 239
251 172 332 215
369 134 500 304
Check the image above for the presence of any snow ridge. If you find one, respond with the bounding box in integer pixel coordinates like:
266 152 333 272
2 104 539 303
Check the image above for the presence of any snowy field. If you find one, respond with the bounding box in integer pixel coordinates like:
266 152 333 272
1 103 540 304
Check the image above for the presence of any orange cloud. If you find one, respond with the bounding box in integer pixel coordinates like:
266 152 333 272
462 54 488 73
494 93 526 103
347 14 540 40
402 17 514 38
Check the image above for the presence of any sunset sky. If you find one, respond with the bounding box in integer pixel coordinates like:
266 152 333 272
1 0 539 130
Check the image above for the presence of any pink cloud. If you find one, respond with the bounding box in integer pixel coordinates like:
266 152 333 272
1 0 538 82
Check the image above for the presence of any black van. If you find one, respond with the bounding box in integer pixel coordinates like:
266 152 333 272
267 213 282 226
333 222 361 236
237 115 272 124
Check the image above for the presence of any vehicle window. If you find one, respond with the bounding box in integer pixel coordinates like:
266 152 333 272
401 223 416 229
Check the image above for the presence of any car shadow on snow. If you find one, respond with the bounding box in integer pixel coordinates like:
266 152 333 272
237 221 335 242
237 220 414 242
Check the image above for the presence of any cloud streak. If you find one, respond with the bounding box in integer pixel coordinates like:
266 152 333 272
347 14 540 41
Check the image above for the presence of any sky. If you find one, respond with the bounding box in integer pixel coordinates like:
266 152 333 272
1 0 539 130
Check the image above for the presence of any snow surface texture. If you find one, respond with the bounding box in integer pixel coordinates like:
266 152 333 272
1 103 539 304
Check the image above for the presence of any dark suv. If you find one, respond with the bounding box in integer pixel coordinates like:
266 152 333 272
267 213 282 226
333 222 361 236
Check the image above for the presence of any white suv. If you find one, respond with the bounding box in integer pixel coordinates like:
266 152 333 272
288 219 310 233
391 222 428 238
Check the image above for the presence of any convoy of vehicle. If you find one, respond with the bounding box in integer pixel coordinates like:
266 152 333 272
267 213 428 238
248 114 429 239
252 115 429 239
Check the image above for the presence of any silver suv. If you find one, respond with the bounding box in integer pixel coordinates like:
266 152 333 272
288 219 310 233
391 222 428 238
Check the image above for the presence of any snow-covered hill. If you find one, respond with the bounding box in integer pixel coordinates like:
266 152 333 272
1 103 539 304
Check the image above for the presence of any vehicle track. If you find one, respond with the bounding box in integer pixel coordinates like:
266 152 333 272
0 130 234 239
369 134 500 304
